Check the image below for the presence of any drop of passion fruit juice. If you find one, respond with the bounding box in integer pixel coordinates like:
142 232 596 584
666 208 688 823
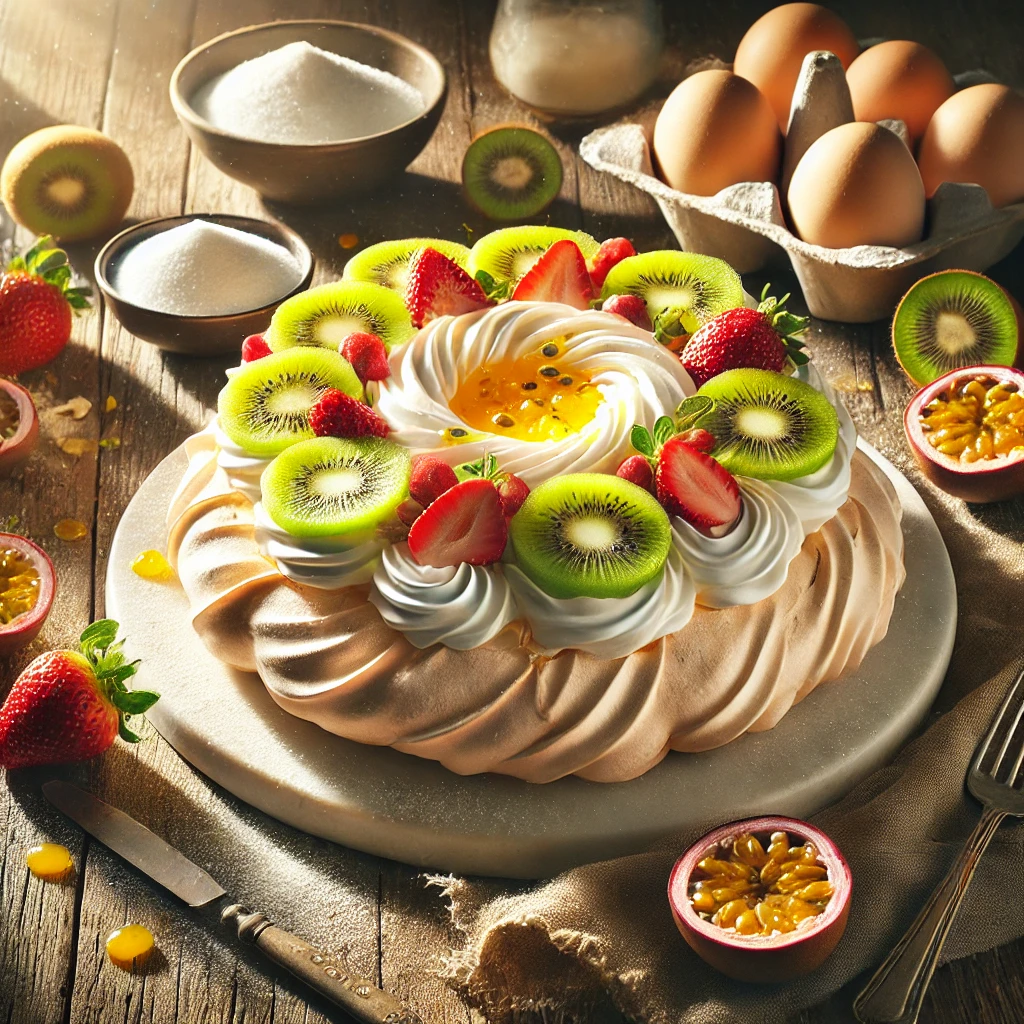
447 339 603 442
106 923 155 971
26 843 74 881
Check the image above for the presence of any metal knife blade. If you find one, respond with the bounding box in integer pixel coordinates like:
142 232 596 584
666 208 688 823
42 780 226 907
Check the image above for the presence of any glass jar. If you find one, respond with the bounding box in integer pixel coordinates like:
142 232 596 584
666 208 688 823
489 0 664 118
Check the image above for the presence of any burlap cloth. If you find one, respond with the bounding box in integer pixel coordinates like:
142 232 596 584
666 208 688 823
426 444 1024 1022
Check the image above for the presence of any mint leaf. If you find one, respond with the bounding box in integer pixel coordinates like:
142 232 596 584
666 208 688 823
653 416 675 446
675 395 715 432
80 619 119 654
630 425 654 457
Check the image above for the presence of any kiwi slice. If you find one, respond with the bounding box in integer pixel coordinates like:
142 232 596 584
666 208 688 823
695 369 839 481
509 473 671 600
600 252 744 334
261 436 410 539
462 126 563 221
892 270 1019 386
267 280 416 353
467 225 600 289
343 238 470 292
0 125 134 243
218 348 362 457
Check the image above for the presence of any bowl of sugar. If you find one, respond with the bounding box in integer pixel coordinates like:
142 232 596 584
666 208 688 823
169 21 447 203
95 214 314 355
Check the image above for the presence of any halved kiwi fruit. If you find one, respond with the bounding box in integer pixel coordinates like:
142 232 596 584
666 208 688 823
218 348 362 457
892 270 1019 386
695 369 839 481
343 238 470 292
267 280 416 353
600 252 744 334
0 125 134 243
509 473 671 599
261 436 410 539
462 125 563 221
467 225 599 289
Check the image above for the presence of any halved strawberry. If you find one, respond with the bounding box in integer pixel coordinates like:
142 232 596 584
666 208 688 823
405 247 495 328
309 389 390 439
511 239 594 309
656 436 741 537
496 472 529 517
601 293 653 331
241 333 272 361
588 237 636 291
409 454 458 507
676 427 716 454
407 478 507 567
616 454 655 493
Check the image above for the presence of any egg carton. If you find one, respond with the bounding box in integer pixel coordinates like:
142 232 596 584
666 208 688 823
579 52 1024 322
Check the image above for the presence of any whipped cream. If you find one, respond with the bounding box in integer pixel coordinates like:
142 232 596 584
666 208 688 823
672 479 804 608
253 501 383 589
369 543 518 649
215 425 272 504
372 301 697 486
505 547 696 659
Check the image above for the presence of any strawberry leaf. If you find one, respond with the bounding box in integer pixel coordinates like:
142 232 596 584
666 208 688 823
80 618 119 655
653 416 676 446
474 269 511 302
118 717 143 743
111 689 160 715
630 424 655 457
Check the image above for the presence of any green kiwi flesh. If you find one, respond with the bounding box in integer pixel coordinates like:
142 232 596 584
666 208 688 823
261 436 410 539
509 473 671 599
267 280 416 352
600 251 744 334
462 126 563 221
892 270 1019 386
218 348 362 457
343 238 470 292
695 369 839 481
468 225 599 287
0 125 133 242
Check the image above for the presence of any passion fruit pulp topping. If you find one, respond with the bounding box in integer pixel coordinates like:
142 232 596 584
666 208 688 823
447 339 603 442
919 376 1024 463
0 546 41 625
689 831 833 938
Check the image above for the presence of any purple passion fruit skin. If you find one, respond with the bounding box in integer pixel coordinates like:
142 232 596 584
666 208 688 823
668 815 851 984
0 379 39 476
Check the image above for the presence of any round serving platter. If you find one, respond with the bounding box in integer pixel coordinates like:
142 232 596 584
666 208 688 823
107 440 955 879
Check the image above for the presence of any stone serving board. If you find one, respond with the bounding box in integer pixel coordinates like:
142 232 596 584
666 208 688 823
106 441 956 879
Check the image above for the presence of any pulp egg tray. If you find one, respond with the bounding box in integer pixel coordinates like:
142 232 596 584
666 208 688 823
579 52 1024 323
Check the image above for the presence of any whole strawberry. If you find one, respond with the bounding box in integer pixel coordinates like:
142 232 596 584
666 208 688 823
681 285 809 387
0 619 158 769
0 236 90 376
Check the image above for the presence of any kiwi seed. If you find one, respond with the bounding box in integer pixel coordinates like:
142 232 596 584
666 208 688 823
892 270 1019 386
462 126 563 221
695 368 839 482
509 472 671 599
343 237 470 292
0 125 133 243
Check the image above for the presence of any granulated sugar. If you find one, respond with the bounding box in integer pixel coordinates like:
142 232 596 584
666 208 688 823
113 220 303 316
190 41 425 145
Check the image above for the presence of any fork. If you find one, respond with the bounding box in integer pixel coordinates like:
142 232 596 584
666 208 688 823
854 664 1024 1024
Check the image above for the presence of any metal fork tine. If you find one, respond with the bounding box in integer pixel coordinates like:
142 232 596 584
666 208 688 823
974 665 1024 777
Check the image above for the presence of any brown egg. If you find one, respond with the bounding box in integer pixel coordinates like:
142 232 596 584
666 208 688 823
734 3 860 131
918 84 1024 207
846 41 954 144
653 70 780 196
787 122 925 248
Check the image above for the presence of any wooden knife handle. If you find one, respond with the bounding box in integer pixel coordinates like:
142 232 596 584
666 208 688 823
222 903 422 1024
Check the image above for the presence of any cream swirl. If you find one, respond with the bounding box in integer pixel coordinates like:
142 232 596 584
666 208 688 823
767 364 857 533
672 480 804 608
369 543 518 650
504 546 696 659
252 501 383 589
215 426 271 504
372 301 697 486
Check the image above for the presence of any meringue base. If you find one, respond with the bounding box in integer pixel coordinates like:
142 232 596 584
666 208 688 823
166 430 905 784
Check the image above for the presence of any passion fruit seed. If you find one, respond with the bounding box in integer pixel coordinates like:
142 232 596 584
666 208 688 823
688 831 834 937
919 376 1024 463
1 390 19 438
0 546 40 625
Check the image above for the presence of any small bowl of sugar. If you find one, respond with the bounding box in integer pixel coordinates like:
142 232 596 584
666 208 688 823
95 214 314 355
169 21 447 203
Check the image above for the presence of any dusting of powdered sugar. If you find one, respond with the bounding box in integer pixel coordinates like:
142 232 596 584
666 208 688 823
190 41 425 145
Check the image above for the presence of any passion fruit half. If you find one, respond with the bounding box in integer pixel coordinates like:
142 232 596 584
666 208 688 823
0 379 39 476
668 816 851 983
904 365 1024 503
0 534 55 656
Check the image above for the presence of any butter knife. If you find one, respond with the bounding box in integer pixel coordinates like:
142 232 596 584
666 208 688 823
42 780 422 1024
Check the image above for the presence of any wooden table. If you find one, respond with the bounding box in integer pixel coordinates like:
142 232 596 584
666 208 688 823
2 1 1023 1022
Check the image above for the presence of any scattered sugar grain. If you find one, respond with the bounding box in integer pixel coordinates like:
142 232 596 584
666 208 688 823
112 221 303 316
191 41 425 145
